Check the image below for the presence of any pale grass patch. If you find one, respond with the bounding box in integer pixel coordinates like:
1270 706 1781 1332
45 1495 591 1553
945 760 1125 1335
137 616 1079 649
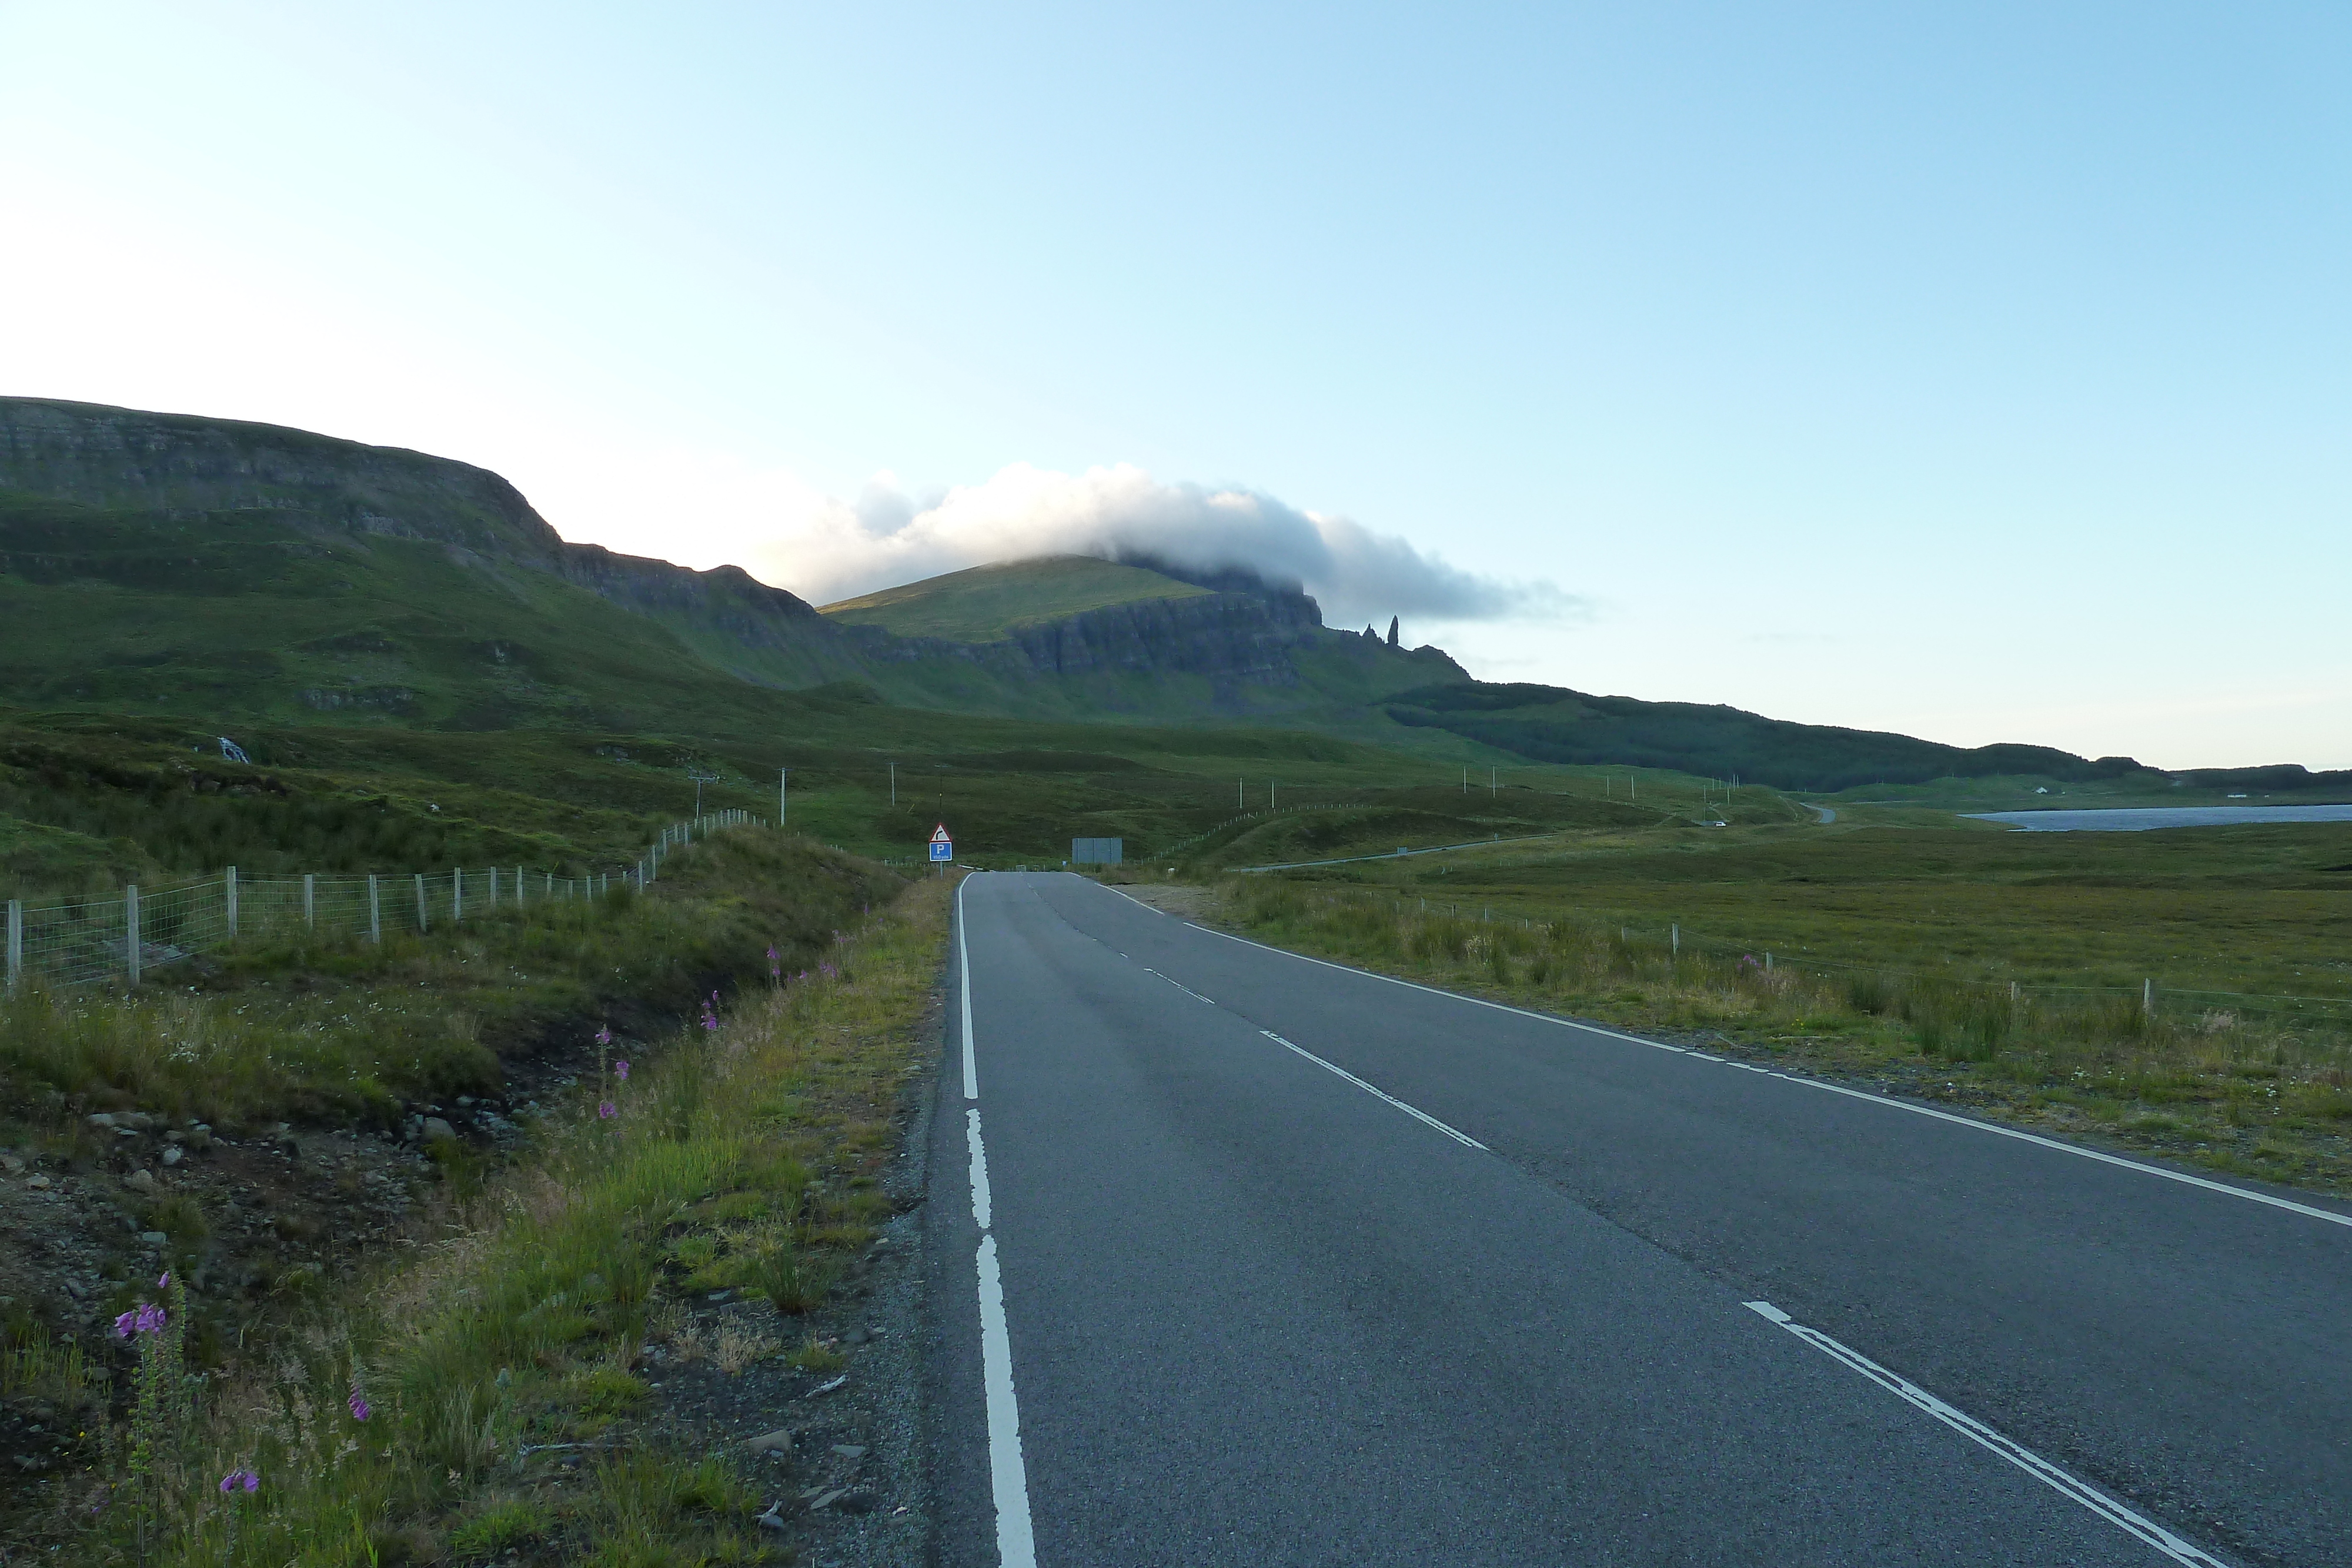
712 1319 780 1375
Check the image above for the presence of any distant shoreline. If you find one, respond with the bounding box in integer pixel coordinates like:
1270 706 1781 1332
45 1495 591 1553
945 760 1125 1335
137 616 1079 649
1967 804 2352 833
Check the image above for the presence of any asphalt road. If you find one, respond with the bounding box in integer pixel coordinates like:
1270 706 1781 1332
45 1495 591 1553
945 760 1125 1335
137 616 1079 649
927 873 2352 1567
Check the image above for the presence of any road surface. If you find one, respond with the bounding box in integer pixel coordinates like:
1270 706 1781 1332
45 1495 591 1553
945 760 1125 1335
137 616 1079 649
927 872 2351 1566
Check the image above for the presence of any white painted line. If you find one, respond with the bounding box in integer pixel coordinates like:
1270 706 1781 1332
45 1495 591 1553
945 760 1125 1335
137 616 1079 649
958 876 978 1101
965 1109 992 1231
1142 968 1214 1005
1262 1030 1489 1150
1191 924 2352 1232
977 1233 1037 1568
1743 1301 2231 1567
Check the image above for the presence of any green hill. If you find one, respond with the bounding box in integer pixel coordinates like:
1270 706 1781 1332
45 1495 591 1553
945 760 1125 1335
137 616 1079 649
6 394 2341 802
820 555 1211 640
1381 681 2158 793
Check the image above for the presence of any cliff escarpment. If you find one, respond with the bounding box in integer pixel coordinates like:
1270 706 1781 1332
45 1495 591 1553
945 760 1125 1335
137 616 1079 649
0 396 1469 731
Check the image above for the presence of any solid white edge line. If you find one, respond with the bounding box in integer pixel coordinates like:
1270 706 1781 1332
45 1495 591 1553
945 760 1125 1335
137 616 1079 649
958 875 978 1100
965 1108 992 1231
1187 922 2352 1232
1262 1030 1489 1151
958 907 1036 1568
1742 1301 2231 1567
977 1233 1037 1568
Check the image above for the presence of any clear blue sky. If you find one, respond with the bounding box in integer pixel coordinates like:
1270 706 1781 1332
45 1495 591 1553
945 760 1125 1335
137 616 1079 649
5 2 2347 767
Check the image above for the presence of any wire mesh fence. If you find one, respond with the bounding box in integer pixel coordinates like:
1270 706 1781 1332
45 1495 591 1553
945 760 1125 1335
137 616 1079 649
3 807 763 994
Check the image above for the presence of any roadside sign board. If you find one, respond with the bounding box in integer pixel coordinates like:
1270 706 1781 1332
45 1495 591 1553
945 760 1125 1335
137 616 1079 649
929 824 953 862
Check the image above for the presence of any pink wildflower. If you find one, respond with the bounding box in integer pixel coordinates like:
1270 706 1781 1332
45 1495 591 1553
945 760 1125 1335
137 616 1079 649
597 1101 617 1120
116 1302 165 1337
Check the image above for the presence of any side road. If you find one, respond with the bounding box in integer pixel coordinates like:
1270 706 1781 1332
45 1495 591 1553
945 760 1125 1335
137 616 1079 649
930 871 2351 1567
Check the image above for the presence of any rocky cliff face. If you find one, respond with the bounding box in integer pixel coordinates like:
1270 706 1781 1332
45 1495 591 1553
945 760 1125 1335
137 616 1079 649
842 584 1324 686
0 396 1464 718
0 396 855 662
0 397 567 561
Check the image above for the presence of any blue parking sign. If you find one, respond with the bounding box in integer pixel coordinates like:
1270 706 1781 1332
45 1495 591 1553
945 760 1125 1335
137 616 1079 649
929 824 953 862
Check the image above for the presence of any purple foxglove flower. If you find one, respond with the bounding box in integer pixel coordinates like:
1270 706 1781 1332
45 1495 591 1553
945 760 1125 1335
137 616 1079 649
613 1061 629 1080
598 1101 617 1119
349 1391 370 1422
113 1310 136 1339
158 1272 169 1288
595 1025 612 1046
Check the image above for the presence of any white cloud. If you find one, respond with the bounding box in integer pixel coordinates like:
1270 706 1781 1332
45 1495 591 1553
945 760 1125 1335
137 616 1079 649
720 462 1578 627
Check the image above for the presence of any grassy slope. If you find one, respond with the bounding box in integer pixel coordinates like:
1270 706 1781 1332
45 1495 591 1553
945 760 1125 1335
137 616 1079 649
0 491 805 733
0 697 1549 899
818 554 1210 640
10 849 944 1564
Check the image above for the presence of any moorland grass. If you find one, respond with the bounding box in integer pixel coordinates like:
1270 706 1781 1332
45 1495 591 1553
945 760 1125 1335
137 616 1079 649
0 828 898 1137
1215 874 2352 1194
61 872 949 1565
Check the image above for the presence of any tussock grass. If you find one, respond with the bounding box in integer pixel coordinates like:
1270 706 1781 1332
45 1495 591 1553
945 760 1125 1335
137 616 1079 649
0 829 894 1133
60 872 949 1564
1220 879 2352 1193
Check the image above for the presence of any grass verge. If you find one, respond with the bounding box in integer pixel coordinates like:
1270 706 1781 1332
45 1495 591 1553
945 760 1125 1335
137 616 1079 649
1212 878 2352 1196
54 871 950 1564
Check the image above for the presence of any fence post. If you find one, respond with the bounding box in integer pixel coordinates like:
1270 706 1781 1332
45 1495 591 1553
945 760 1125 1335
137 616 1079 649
516 866 525 907
125 884 142 987
303 872 316 930
2143 978 2154 1018
367 875 381 944
5 899 19 994
489 866 499 910
1671 924 1679 959
455 868 465 923
415 873 429 932
226 865 239 939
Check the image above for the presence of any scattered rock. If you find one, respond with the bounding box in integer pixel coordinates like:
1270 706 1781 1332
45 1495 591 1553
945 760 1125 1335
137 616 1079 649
139 1231 168 1247
420 1118 457 1142
805 1375 847 1399
843 1328 868 1345
831 1443 867 1459
123 1169 156 1193
746 1430 793 1455
161 1146 183 1166
754 1504 786 1532
809 1488 847 1512
0 1154 22 1174
26 1174 50 1190
835 1490 880 1514
86 1114 116 1129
